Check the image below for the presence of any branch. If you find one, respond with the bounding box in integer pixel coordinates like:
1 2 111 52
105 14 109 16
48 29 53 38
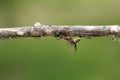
0 22 120 39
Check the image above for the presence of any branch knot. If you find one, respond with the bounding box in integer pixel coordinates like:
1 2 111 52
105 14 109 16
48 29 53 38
30 22 43 37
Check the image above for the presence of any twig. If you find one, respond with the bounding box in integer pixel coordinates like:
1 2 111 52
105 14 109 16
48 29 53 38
0 22 120 39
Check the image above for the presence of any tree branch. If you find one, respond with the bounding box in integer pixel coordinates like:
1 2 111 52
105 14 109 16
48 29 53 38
0 22 120 39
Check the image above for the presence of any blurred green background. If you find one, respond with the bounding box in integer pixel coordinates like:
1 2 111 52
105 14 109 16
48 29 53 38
0 0 120 80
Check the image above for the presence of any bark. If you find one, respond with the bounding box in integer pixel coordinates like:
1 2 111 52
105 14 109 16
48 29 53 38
0 22 120 39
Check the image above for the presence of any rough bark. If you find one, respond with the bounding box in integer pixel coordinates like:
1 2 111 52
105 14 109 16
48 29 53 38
0 22 120 39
